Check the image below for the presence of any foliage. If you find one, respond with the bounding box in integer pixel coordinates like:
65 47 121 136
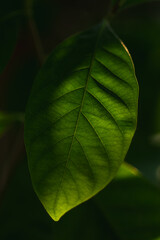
0 0 160 239
25 20 138 221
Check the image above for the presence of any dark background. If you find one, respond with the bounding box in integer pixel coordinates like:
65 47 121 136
0 0 160 239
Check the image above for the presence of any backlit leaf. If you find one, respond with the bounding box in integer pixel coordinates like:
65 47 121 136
24 21 139 221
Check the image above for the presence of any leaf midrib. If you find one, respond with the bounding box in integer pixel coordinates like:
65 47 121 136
53 22 107 213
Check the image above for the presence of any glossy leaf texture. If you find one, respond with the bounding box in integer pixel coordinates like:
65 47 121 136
24 21 139 221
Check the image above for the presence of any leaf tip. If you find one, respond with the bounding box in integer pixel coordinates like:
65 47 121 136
48 210 65 222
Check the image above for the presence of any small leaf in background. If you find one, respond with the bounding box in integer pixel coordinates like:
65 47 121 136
95 163 160 240
0 111 24 137
25 21 138 221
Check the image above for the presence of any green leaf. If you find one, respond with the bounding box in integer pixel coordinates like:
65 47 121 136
24 21 139 221
0 158 119 240
95 163 160 240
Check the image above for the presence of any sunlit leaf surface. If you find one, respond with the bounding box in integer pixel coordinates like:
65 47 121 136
25 21 138 221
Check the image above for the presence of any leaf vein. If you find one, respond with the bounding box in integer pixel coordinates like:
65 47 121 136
95 58 133 90
30 106 80 143
91 75 130 111
66 167 81 200
53 86 85 103
53 22 107 210
102 47 132 70
81 112 111 174
75 136 96 187
86 90 123 136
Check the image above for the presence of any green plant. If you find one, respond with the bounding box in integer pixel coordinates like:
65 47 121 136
0 0 160 239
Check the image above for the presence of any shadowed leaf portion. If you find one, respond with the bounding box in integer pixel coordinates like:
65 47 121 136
24 21 138 221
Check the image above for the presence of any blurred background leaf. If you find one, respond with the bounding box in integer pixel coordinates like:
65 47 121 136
0 111 24 137
95 163 160 240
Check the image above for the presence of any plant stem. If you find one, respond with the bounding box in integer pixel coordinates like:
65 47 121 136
25 0 46 65
107 0 121 21
112 0 121 15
